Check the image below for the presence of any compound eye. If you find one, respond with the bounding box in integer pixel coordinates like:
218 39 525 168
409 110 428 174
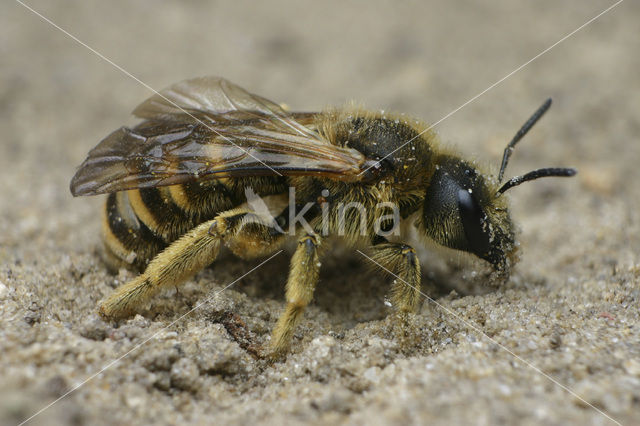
457 189 491 257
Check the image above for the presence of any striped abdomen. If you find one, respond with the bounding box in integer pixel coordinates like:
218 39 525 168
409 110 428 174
102 177 286 271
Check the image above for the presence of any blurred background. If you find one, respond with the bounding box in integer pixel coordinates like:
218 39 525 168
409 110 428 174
1 1 638 424
1 1 637 270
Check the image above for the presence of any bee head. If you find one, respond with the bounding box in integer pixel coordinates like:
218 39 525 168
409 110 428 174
421 158 516 271
420 98 576 273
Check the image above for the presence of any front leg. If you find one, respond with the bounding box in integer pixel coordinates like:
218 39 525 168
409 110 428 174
370 242 422 314
269 233 322 357
370 242 423 351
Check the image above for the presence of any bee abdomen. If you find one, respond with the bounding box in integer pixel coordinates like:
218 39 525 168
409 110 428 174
166 179 238 219
126 187 197 242
101 173 289 271
102 192 166 271
101 179 242 270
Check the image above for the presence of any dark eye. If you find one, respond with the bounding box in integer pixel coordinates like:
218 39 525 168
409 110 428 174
457 189 490 257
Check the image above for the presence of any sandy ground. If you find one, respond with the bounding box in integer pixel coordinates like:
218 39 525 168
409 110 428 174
1 1 639 425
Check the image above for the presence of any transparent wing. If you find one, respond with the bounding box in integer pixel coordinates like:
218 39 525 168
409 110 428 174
70 119 366 196
132 76 318 139
71 77 368 196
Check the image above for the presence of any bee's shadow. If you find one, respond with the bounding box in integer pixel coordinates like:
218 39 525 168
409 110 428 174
223 245 500 329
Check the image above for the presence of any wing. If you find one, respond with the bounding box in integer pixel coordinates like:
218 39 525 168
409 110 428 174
70 77 366 196
132 76 319 139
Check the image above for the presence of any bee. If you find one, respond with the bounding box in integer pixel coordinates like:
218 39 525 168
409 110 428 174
70 76 576 357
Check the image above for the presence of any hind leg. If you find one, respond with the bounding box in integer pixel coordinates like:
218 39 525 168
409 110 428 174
99 208 284 319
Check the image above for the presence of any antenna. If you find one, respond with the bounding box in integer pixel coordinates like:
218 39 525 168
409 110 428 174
498 167 576 194
498 98 552 182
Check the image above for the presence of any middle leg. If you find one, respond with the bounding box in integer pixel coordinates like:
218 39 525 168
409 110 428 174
269 233 322 357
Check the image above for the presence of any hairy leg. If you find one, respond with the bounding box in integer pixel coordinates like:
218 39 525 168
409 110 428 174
370 242 422 348
370 242 421 312
269 233 322 357
99 208 283 319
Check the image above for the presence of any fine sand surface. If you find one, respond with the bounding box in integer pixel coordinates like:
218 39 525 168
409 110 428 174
1 1 639 425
